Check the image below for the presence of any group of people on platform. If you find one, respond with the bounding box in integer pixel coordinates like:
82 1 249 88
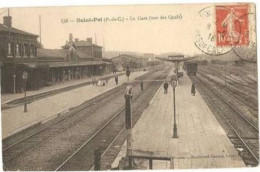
163 78 196 96
91 75 120 86
91 74 146 93
91 73 196 97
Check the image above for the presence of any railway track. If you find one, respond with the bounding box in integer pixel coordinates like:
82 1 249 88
54 67 171 171
217 64 257 86
190 75 259 166
197 72 258 122
3 71 154 150
199 66 257 93
3 66 171 171
197 69 258 114
3 85 124 150
3 83 131 170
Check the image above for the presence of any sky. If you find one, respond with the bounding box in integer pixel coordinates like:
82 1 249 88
0 4 251 56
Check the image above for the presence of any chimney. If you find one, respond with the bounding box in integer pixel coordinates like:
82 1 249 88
69 33 73 42
3 16 12 28
87 38 92 44
75 38 79 42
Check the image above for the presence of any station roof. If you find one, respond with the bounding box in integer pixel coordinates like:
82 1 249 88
156 56 197 63
62 40 102 49
0 23 38 37
111 54 138 60
11 60 111 69
37 49 68 58
74 40 102 48
76 51 93 59
37 48 93 59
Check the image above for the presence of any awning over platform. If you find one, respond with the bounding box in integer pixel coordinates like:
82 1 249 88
17 63 49 69
46 61 109 68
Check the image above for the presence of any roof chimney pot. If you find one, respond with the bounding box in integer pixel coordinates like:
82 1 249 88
3 16 12 28
87 38 92 44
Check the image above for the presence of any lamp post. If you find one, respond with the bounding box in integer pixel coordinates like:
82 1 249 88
171 77 178 138
175 62 179 85
23 71 28 113
13 74 16 94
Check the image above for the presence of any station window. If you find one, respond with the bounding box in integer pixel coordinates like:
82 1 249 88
16 44 20 56
28 45 31 57
20 44 24 57
23 44 27 57
34 46 37 56
94 51 96 58
24 44 29 57
31 45 34 57
34 46 37 57
11 43 15 56
7 42 12 57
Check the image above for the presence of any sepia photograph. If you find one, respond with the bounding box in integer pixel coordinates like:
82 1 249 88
0 2 258 171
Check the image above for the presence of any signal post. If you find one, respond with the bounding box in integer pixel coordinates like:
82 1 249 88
125 85 133 169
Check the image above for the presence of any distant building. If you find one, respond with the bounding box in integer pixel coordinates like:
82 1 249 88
111 54 148 70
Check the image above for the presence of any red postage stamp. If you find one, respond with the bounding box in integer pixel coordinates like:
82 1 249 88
216 5 249 46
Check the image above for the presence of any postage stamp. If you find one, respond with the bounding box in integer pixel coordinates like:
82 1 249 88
232 12 256 62
215 5 249 47
194 4 255 57
194 6 232 56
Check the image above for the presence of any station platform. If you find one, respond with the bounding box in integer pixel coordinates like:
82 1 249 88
1 71 126 104
112 71 245 169
1 71 147 139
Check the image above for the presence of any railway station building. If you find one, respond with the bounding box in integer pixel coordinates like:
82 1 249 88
0 15 112 93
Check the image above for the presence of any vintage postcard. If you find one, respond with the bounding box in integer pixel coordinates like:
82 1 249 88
0 3 258 171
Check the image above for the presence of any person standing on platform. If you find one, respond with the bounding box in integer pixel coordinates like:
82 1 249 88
140 80 144 91
191 83 196 96
115 76 119 85
163 81 168 94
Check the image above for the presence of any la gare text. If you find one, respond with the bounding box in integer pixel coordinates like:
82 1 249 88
61 14 182 24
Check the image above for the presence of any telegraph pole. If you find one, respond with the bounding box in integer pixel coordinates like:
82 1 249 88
7 8 11 56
